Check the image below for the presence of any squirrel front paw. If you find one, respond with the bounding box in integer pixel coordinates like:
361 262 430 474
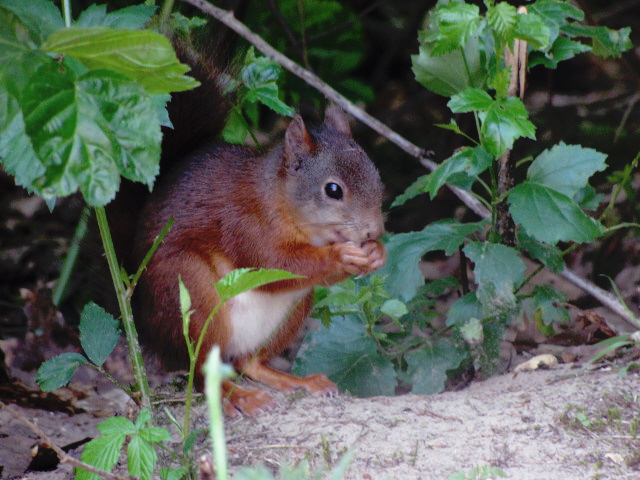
332 240 386 276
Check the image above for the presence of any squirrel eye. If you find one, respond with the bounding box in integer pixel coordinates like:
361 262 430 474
324 182 343 201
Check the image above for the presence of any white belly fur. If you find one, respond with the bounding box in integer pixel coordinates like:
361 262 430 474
225 288 311 357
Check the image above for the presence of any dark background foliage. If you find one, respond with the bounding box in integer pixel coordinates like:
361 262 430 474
1 0 639 340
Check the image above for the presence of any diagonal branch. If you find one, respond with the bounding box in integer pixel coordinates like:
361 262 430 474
180 0 639 329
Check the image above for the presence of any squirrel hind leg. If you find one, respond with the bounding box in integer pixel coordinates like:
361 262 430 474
235 356 337 396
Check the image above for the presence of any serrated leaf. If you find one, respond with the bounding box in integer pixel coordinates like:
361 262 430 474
75 4 156 29
509 182 604 244
36 352 89 391
430 3 481 55
79 302 120 366
464 242 525 318
527 142 607 198
19 65 161 205
42 27 199 94
160 467 189 480
487 2 517 43
391 173 431 208
561 23 632 58
529 36 591 69
406 339 467 394
214 268 303 303
514 12 551 50
77 433 126 480
0 83 45 190
480 96 535 157
293 315 396 397
528 285 569 326
423 146 493 198
0 0 64 44
139 427 172 443
134 408 152 429
128 436 157 480
517 230 564 273
97 416 136 436
412 33 487 97
246 83 294 116
377 220 486 302
448 88 493 112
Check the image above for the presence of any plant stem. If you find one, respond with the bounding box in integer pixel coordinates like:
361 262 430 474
62 0 72 27
183 301 222 441
94 206 151 410
160 0 175 25
204 347 229 480
52 206 90 306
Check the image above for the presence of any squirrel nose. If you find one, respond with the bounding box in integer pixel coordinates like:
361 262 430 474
364 216 385 241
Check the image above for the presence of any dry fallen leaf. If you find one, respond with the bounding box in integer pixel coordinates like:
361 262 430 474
513 354 558 374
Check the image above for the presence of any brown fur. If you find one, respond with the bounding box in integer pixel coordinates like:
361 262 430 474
133 104 386 414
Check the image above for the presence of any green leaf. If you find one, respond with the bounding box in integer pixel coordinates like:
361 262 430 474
459 317 483 346
528 0 584 44
487 2 517 43
527 142 607 198
240 48 294 117
424 146 492 199
527 285 569 326
160 467 190 480
128 436 157 480
412 33 487 97
561 23 632 58
214 268 303 303
134 408 152 429
77 433 127 480
79 302 120 366
429 3 481 55
514 11 551 50
390 173 431 208
0 0 64 44
36 352 89 391
139 427 171 443
19 65 161 205
293 315 397 397
97 416 136 436
75 4 156 29
464 242 525 318
509 182 604 244
446 292 483 327
406 339 467 394
448 88 493 112
377 220 486 302
529 36 591 69
0 83 45 190
221 108 248 144
517 230 564 273
480 96 536 157
380 299 408 320
42 27 199 94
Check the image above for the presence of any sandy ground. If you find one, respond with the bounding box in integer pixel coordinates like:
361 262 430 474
4 363 638 480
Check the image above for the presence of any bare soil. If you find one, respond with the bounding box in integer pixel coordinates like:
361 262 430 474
3 362 639 480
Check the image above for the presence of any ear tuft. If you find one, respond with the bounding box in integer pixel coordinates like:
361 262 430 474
284 115 314 173
324 104 352 138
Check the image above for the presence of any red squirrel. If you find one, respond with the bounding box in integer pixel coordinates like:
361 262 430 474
129 47 386 415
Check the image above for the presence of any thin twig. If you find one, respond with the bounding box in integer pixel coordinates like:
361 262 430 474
2 403 130 480
180 0 639 329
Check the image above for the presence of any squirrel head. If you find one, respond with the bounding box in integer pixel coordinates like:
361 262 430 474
280 105 385 247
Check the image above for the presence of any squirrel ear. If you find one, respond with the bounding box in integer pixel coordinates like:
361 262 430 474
323 104 352 138
284 114 314 173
